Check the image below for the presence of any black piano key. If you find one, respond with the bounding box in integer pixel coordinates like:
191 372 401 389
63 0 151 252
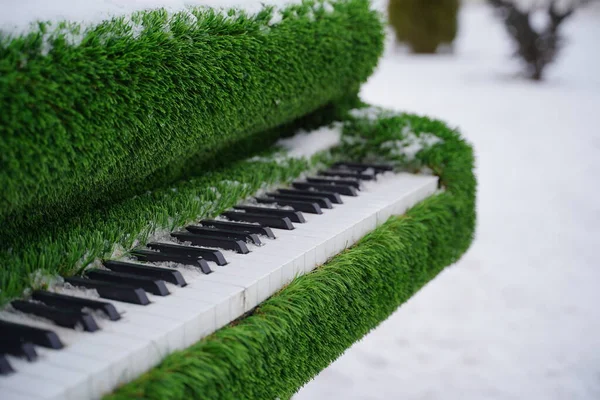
220 211 294 230
86 270 170 297
64 277 150 305
255 197 322 214
171 232 249 254
0 338 37 361
199 220 276 239
292 181 359 197
32 290 121 321
265 192 333 209
147 242 227 266
276 188 343 204
186 225 263 245
232 205 306 223
319 170 376 181
104 260 187 287
133 247 213 273
305 177 361 189
11 300 99 332
0 354 14 375
0 320 63 349
333 161 394 172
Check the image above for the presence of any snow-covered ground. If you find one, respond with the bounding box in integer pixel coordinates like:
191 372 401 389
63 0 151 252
295 3 600 400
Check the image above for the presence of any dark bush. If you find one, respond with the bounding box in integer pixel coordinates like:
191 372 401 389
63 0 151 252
488 0 582 81
388 0 460 53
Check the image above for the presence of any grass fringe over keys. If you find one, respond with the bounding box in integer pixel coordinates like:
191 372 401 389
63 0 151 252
106 108 476 399
0 0 383 245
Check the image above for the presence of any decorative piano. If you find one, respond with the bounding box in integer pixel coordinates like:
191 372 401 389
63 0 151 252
0 1 476 399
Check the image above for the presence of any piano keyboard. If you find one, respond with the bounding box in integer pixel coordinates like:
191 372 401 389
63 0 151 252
0 163 438 400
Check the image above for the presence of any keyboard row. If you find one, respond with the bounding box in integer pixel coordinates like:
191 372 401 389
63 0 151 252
0 162 439 400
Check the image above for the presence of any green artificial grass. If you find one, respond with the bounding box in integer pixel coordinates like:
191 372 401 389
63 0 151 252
0 146 331 305
0 0 384 246
0 93 362 305
103 107 476 399
0 0 474 395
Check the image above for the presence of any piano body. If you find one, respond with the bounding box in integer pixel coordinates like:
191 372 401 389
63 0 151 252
0 1 476 399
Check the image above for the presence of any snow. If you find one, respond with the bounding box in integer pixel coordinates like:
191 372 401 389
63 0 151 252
378 123 443 161
348 106 444 161
277 123 343 159
0 0 300 35
349 105 397 121
295 2 600 400
381 131 442 160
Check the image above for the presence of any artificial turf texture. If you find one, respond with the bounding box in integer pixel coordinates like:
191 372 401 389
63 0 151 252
0 0 384 247
0 0 476 396
105 107 476 399
0 89 362 305
0 148 324 305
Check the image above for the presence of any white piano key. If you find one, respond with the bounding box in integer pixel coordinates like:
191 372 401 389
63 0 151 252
20 347 111 400
160 286 221 338
221 254 291 304
44 329 143 397
108 298 196 353
146 293 216 348
202 249 301 306
7 352 91 400
214 257 275 304
247 234 315 275
69 331 158 393
0 386 47 400
181 280 245 327
233 247 304 283
155 270 246 327
32 348 103 399
272 223 341 267
76 328 149 386
278 258 297 285
0 368 66 400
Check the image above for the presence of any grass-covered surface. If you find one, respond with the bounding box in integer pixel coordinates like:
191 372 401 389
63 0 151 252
0 96 359 305
0 142 327 305
1 0 474 394
105 107 476 399
0 0 384 246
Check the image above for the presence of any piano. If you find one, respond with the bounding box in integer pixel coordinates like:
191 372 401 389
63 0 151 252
0 162 438 400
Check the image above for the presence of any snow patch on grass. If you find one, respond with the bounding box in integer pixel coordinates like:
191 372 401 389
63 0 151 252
382 129 443 161
0 0 296 34
268 10 283 26
29 270 63 292
0 0 341 37
350 105 398 121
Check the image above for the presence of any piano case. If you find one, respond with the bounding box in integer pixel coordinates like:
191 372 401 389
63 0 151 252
0 1 476 399
105 108 476 400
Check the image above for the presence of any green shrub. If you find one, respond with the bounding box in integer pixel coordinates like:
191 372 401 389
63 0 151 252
387 0 460 53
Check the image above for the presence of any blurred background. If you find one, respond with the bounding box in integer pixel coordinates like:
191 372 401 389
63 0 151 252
295 0 600 399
